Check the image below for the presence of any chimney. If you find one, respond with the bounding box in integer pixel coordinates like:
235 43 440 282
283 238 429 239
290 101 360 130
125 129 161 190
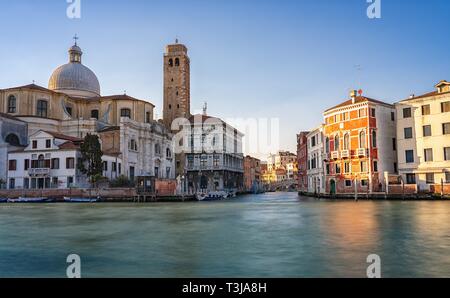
350 90 357 104
410 94 415 99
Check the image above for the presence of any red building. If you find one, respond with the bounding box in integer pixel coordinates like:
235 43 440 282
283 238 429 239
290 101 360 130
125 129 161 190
323 90 397 194
297 132 309 193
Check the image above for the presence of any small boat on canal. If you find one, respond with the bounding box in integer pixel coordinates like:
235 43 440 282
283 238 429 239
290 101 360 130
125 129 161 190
63 197 99 203
7 197 54 203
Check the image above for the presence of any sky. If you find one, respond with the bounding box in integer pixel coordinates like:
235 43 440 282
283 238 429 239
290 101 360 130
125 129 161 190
0 0 449 158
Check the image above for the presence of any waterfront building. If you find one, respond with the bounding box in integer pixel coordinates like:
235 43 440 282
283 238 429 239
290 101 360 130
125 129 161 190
262 151 297 190
395 81 450 191
7 130 121 189
0 113 28 187
0 40 175 186
297 132 309 192
323 90 397 194
181 114 244 193
244 155 263 193
306 125 325 194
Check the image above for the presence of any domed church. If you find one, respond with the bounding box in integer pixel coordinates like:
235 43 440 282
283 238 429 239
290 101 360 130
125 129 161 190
0 39 175 187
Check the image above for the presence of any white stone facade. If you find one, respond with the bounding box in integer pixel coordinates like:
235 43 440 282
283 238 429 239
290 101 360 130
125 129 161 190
307 125 325 194
395 81 450 190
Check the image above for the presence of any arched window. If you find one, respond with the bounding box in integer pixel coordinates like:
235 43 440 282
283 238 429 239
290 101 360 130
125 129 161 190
129 139 138 151
166 148 172 158
175 58 180 66
334 135 340 151
120 108 131 119
325 137 330 153
168 59 173 67
155 143 161 155
36 100 48 118
5 134 20 146
359 130 366 148
372 130 377 148
91 109 99 120
8 95 16 113
343 133 350 150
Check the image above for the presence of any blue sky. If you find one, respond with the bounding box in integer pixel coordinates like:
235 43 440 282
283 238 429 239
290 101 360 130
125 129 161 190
0 0 449 156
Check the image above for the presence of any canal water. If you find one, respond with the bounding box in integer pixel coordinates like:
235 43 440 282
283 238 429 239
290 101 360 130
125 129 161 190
0 192 449 278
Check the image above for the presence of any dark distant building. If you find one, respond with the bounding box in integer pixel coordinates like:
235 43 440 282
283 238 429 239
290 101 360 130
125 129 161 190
297 132 309 193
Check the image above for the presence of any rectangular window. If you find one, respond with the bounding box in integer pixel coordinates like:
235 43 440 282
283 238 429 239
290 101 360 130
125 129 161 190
66 158 75 169
373 161 378 172
393 138 397 151
441 101 450 113
335 164 341 174
9 178 15 189
446 172 450 183
24 159 30 171
67 177 74 188
422 105 430 115
51 158 60 169
146 112 151 123
443 123 450 135
24 178 30 189
361 180 369 187
426 173 435 184
360 161 367 172
423 125 432 137
405 150 414 163
444 147 450 161
403 108 412 118
345 180 352 187
36 100 48 118
32 140 38 149
391 112 395 121
112 162 117 172
394 162 398 173
404 127 413 139
424 148 433 162
326 164 330 175
103 161 108 171
370 108 376 117
8 160 17 171
358 108 367 118
406 173 416 184
344 162 350 174
46 139 51 148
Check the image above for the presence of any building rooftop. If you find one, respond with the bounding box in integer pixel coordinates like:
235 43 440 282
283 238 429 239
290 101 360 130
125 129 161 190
324 96 393 113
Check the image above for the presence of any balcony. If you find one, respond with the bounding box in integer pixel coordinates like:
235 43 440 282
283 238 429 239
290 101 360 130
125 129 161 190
28 168 51 176
340 150 350 159
357 148 367 157
331 151 340 160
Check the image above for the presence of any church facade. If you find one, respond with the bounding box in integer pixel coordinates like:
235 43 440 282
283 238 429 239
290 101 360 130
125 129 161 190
0 40 175 189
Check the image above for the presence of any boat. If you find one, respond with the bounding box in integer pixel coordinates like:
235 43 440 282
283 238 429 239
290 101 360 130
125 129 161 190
197 191 229 201
63 197 99 203
7 197 52 203
0 198 8 203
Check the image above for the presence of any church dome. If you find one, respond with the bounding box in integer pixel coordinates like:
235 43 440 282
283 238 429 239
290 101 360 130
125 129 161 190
48 41 100 98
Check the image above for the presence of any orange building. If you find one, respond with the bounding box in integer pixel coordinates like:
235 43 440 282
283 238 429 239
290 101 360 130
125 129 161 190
323 90 397 194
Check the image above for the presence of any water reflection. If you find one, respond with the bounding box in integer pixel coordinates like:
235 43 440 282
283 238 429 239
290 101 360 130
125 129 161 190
0 193 449 277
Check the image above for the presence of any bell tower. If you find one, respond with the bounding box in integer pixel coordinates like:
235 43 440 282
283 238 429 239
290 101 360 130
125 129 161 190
163 41 191 130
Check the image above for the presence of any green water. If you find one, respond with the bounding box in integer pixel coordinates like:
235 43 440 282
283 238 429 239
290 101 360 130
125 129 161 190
0 193 449 277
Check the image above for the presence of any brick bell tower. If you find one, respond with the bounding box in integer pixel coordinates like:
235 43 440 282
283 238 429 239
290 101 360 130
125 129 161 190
163 40 191 130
